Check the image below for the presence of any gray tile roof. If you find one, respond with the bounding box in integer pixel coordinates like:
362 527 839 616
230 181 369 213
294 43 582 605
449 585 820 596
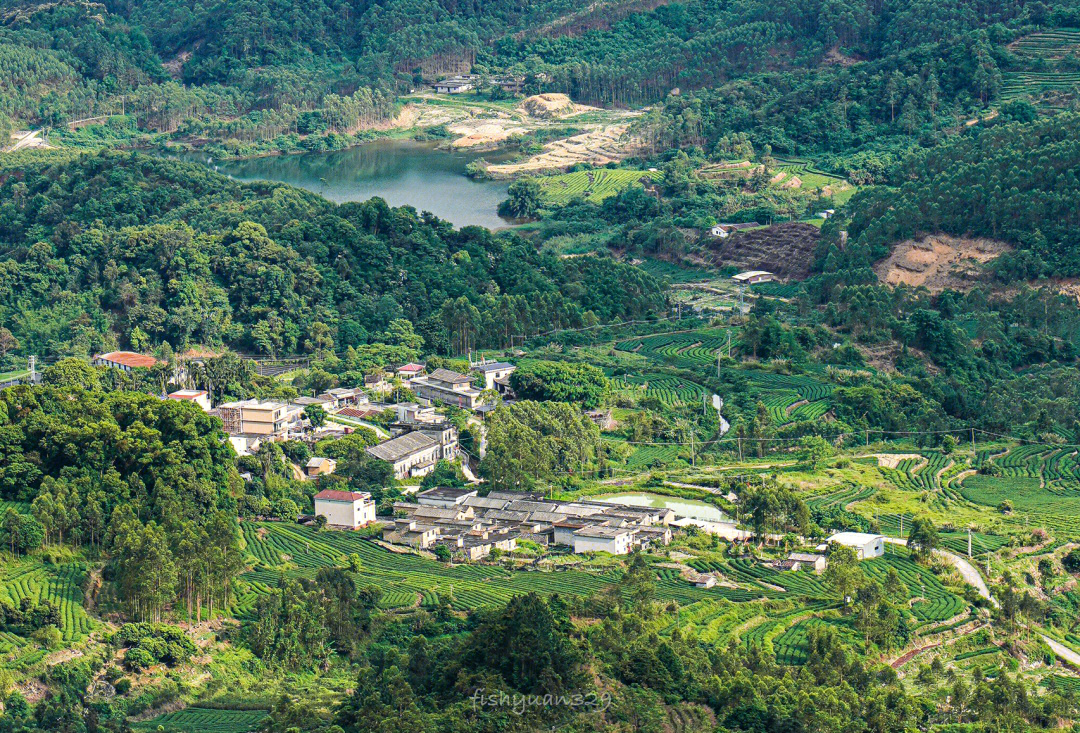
365 432 438 462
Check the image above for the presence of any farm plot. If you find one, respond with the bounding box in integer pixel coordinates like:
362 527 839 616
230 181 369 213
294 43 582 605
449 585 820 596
615 329 737 371
0 561 94 642
131 708 269 733
533 168 660 206
863 548 967 624
962 474 1080 536
615 373 704 406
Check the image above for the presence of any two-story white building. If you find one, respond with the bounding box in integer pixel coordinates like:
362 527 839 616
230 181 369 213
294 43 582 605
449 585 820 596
313 489 375 528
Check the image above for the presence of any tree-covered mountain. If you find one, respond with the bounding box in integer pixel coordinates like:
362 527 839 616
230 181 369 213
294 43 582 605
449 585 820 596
0 151 665 356
4 0 1079 139
824 113 1080 279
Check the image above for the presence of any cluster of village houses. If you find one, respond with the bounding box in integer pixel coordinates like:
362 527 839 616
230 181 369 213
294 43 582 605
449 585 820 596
92 350 889 572
94 350 516 479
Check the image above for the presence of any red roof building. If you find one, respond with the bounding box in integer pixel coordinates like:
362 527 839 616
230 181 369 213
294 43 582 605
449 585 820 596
93 351 160 370
314 489 371 502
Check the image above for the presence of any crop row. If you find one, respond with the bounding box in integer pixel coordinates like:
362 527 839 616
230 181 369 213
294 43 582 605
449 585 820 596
0 561 94 642
132 708 269 733
863 550 966 624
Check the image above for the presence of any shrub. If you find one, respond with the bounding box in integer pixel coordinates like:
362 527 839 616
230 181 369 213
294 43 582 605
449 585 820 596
124 647 155 671
31 625 62 650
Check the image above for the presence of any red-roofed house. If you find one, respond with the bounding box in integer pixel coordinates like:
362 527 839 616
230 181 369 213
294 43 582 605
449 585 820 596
93 351 160 371
314 489 375 528
167 389 211 411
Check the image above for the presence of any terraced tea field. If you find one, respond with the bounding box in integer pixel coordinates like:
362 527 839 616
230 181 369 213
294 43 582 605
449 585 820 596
239 522 731 613
132 707 268 732
615 329 737 370
864 548 966 625
1009 28 1080 59
879 453 950 492
0 561 94 642
615 373 704 406
961 474 1080 536
533 168 660 206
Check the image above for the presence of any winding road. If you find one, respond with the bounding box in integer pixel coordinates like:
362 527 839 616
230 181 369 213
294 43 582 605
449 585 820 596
883 537 997 607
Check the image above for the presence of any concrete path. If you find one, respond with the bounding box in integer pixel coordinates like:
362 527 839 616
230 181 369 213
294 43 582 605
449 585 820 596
1042 635 1080 668
883 536 997 607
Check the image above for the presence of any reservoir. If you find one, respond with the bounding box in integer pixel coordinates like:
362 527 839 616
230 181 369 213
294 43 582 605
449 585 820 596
596 492 730 523
181 140 516 229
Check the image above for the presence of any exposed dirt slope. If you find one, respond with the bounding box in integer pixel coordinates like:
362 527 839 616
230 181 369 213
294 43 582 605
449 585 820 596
873 234 1011 292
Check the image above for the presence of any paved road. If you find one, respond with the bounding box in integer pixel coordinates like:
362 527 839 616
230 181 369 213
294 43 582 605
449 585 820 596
1043 635 1080 668
884 537 997 607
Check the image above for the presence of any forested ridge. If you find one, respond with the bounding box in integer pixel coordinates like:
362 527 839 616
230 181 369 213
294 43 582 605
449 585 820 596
836 113 1080 278
0 151 664 356
3 0 1080 140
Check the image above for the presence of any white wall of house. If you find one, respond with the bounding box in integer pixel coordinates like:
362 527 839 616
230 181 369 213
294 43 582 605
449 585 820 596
573 533 631 555
314 498 375 528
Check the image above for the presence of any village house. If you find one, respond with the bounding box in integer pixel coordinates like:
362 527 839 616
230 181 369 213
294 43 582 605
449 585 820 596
572 525 633 555
167 389 211 411
825 532 885 560
316 387 368 409
410 368 482 409
292 395 334 411
709 222 760 238
692 574 717 588
313 489 375 529
731 270 777 285
433 76 475 94
417 486 479 508
383 518 440 549
305 457 337 478
364 372 392 394
787 552 828 573
471 360 516 391
218 399 302 439
365 432 441 479
92 351 160 372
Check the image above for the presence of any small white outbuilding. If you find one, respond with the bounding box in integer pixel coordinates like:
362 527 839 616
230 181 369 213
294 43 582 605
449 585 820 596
826 531 885 560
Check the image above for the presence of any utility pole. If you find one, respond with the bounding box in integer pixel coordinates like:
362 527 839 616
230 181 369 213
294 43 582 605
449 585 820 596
970 427 975 453
737 436 743 462
726 331 731 358
899 515 903 538
29 355 36 383
717 349 721 377
967 528 972 559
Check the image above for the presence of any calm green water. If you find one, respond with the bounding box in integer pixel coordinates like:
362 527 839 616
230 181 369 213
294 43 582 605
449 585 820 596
181 140 516 229
596 492 729 522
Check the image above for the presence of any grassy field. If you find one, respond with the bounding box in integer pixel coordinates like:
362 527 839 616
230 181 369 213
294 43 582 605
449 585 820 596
533 168 661 206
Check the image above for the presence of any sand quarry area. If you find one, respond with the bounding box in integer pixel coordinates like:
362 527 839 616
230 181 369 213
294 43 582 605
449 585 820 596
399 93 644 172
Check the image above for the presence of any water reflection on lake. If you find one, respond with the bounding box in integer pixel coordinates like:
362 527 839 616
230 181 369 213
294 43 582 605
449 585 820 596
174 139 517 229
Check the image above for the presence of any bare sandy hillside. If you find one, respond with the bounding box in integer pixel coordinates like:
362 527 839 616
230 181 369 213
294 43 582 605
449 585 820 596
519 93 576 118
873 235 1011 292
485 122 642 175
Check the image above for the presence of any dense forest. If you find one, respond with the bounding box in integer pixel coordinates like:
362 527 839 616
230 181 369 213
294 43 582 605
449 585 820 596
4 0 1080 141
0 151 664 357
